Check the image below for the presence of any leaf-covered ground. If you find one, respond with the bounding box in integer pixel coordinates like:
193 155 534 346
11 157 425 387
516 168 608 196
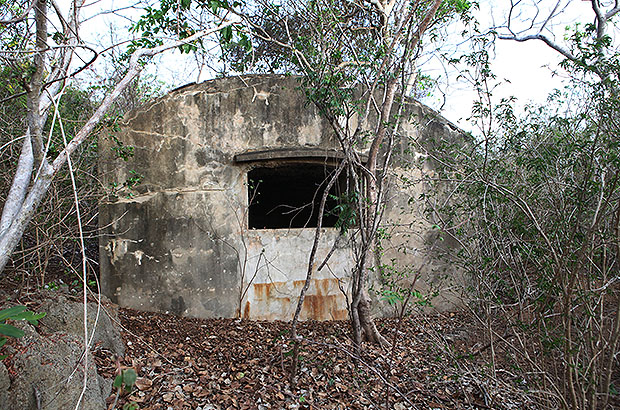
95 308 535 410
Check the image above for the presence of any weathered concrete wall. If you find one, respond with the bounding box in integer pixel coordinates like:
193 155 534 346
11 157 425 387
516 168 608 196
99 75 462 320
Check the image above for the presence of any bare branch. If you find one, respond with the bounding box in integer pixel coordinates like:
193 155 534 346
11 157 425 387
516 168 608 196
497 32 576 61
0 17 234 273
0 0 35 25
50 23 234 175
538 1 561 34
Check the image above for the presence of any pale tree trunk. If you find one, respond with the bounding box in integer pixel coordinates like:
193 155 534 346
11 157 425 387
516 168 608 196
348 0 443 349
350 76 398 348
0 135 34 235
0 7 233 273
0 0 47 261
0 164 54 274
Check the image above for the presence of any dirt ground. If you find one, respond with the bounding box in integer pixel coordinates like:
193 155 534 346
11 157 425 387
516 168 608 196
92 306 536 410
0 275 550 410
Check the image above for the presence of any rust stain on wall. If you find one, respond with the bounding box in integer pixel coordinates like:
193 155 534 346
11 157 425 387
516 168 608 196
243 301 251 319
302 294 348 320
250 277 347 320
253 282 275 299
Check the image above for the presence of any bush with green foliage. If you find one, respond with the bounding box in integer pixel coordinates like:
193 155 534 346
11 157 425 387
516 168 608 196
426 21 620 410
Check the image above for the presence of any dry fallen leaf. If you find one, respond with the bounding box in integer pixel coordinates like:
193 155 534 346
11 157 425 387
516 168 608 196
127 394 145 403
95 309 527 410
134 377 153 391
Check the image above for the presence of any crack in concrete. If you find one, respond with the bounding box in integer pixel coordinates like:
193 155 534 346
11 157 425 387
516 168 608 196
125 130 208 152
104 186 227 204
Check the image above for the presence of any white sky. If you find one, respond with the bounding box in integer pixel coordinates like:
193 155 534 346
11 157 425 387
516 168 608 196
424 39 569 127
420 0 596 130
78 0 602 132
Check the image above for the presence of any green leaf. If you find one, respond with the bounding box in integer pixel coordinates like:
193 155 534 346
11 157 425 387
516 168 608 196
220 26 233 43
122 368 137 388
11 311 46 325
208 0 223 14
0 323 25 338
113 374 123 389
0 306 26 322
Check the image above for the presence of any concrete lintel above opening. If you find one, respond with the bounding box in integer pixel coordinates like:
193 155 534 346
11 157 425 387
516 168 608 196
233 148 368 164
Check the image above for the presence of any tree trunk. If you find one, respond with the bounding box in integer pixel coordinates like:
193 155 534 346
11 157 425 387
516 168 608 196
359 288 385 344
0 20 233 274
0 135 34 235
347 76 399 349
350 274 388 347
0 166 54 273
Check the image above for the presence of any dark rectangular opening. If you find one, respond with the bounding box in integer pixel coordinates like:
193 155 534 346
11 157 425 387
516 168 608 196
248 164 345 229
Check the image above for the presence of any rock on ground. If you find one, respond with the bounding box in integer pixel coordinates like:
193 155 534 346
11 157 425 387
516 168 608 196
0 294 125 410
39 295 125 356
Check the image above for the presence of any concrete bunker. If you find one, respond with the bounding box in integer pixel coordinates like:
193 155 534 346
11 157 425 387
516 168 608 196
99 75 462 320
